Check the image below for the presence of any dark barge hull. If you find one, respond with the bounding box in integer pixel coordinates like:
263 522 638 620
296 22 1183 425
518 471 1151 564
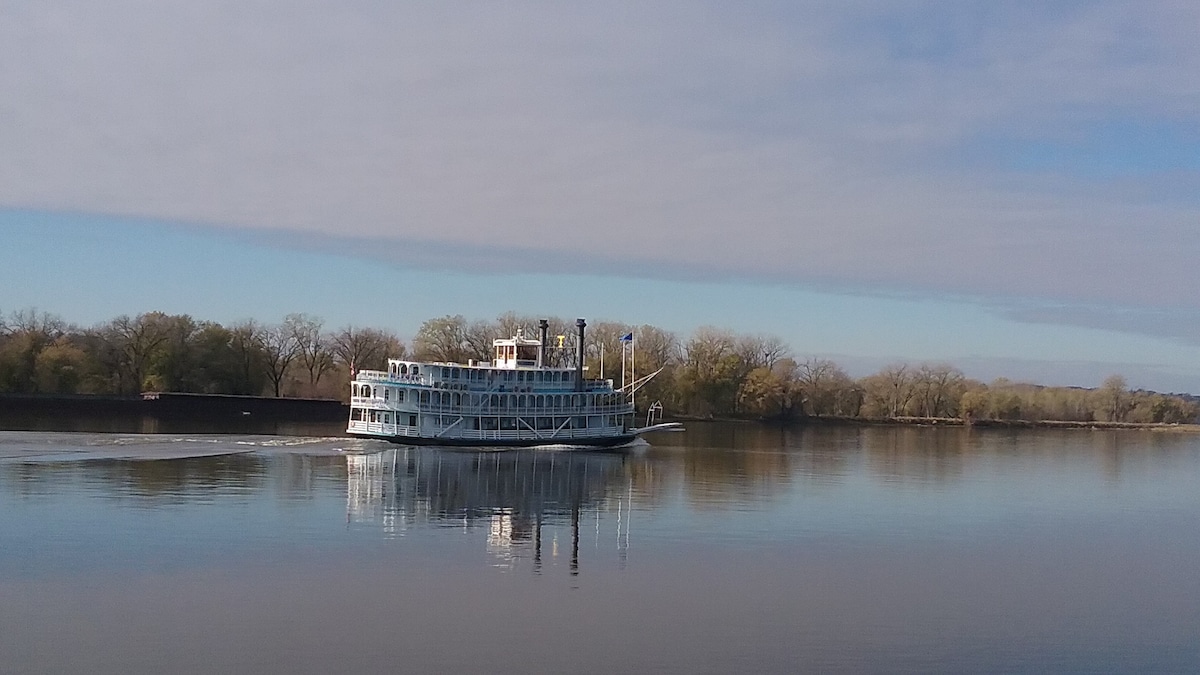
350 432 640 449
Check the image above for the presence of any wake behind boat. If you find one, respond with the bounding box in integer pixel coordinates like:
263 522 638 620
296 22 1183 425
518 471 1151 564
346 318 681 447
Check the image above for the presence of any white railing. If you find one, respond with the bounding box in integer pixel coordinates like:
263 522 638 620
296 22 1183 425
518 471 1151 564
413 402 633 415
349 396 634 417
347 420 421 437
356 370 430 386
346 419 628 441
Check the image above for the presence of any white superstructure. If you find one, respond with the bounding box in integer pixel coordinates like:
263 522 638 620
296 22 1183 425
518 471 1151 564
346 319 673 447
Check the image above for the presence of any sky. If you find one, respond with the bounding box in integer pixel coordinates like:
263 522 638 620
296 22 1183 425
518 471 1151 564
1 1 1198 392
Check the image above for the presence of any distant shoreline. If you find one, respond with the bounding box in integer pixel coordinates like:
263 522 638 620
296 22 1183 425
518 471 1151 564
676 413 1200 433
4 393 1197 436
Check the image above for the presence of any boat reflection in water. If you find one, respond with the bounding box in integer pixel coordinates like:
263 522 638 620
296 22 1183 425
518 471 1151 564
346 447 636 573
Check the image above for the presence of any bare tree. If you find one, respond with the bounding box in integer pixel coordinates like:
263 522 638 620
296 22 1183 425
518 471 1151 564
227 320 266 395
912 363 966 418
797 358 855 416
288 313 335 392
861 363 915 417
736 334 790 371
1097 374 1131 422
259 321 300 397
332 326 403 375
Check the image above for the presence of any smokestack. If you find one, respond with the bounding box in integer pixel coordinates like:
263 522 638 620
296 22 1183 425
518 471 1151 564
538 319 548 368
575 318 586 391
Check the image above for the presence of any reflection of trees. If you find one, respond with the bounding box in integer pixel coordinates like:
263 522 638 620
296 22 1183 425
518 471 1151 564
862 427 968 484
658 423 797 508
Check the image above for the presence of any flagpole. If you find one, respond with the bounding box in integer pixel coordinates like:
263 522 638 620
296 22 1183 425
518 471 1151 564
621 337 626 392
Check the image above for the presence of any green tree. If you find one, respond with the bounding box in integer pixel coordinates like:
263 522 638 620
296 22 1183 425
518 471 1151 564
737 358 801 419
33 337 86 393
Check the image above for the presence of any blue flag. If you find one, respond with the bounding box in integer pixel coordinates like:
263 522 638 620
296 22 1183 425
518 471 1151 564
620 332 633 342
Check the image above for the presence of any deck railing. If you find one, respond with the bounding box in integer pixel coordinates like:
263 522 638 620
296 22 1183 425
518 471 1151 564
355 368 615 393
350 397 633 416
346 419 625 441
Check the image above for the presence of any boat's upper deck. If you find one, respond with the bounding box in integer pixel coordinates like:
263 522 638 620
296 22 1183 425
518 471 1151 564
355 359 613 393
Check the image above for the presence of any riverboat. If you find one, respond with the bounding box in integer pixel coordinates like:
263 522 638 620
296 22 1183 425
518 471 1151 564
346 319 680 447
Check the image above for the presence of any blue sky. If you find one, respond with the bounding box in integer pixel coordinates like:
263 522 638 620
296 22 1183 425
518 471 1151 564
1 1 1198 392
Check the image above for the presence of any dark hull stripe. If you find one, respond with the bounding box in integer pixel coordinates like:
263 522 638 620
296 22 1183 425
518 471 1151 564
348 432 638 448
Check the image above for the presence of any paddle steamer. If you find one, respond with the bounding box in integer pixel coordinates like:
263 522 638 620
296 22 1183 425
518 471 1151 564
346 319 676 447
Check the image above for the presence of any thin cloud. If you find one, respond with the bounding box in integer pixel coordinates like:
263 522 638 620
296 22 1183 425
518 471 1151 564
1 1 1197 312
1003 303 1200 348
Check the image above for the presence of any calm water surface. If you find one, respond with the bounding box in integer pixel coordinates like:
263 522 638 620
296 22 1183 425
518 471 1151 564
1 422 1198 674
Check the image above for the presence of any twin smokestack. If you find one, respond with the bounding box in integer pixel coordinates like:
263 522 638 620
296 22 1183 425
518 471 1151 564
535 317 586 392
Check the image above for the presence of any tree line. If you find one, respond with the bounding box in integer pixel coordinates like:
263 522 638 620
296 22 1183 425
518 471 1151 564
1 308 1196 424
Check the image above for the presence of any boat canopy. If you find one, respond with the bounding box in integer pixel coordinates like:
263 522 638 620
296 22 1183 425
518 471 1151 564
493 331 541 369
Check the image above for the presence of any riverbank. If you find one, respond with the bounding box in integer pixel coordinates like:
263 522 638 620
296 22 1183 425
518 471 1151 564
5 393 1196 436
674 412 1200 433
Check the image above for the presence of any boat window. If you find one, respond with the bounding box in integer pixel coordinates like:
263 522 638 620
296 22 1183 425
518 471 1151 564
452 367 460 379
351 408 362 421
400 364 408 375
408 414 417 426
518 395 526 408
412 366 419 376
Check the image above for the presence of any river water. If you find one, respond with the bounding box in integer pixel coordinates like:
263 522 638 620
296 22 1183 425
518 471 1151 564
1 422 1198 674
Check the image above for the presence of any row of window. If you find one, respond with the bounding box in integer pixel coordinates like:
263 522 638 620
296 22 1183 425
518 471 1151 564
387 363 576 384
352 409 419 426
350 409 620 430
355 385 625 410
